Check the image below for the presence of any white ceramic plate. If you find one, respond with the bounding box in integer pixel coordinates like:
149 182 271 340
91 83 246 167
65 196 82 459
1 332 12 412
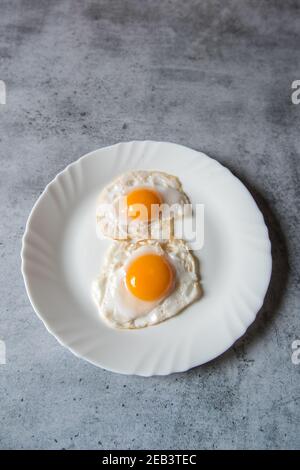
21 141 272 376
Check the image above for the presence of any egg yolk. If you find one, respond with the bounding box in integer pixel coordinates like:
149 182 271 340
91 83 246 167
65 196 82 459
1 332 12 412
126 187 162 222
126 253 174 301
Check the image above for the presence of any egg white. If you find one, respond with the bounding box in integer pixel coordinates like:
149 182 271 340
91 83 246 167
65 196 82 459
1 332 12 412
92 239 202 329
96 171 190 241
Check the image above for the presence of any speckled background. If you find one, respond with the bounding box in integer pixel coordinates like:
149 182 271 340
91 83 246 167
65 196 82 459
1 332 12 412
0 0 299 450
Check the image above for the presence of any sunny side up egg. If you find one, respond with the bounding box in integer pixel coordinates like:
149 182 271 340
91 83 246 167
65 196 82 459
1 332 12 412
96 171 190 241
92 240 202 329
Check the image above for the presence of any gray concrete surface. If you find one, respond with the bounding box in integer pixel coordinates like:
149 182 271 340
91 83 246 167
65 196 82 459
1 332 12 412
0 0 299 450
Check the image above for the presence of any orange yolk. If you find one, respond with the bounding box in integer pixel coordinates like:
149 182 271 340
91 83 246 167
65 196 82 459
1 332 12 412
125 253 174 301
126 187 162 222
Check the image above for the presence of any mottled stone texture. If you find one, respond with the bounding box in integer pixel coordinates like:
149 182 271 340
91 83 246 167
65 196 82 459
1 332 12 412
0 0 299 450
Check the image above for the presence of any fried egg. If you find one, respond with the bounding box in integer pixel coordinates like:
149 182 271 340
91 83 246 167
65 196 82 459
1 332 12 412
96 171 190 241
92 240 202 329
